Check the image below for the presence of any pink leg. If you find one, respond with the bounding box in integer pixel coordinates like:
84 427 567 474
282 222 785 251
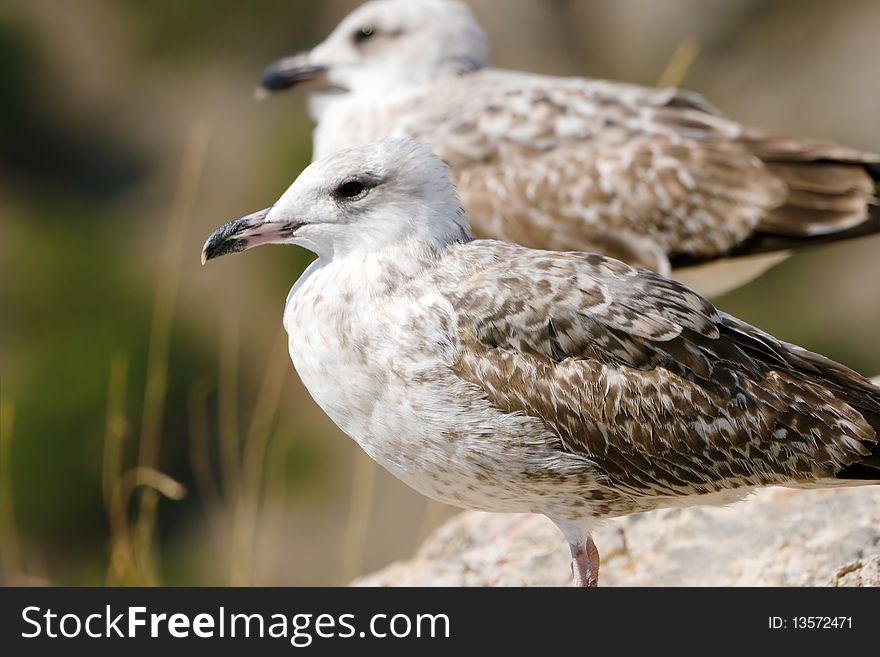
569 535 600 587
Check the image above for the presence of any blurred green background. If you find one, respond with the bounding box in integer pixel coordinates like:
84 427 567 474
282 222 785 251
1 0 878 586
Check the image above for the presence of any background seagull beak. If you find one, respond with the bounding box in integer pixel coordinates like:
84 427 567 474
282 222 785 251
257 52 328 96
201 207 293 264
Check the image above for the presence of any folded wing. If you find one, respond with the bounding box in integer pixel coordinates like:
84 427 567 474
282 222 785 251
444 241 880 499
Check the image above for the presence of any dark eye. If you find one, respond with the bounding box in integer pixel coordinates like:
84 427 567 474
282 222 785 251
336 180 366 199
353 25 375 42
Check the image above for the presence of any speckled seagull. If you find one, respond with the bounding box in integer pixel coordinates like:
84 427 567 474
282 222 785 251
202 139 880 586
257 0 880 296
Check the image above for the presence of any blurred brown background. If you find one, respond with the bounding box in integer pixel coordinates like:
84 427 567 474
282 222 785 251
1 0 878 586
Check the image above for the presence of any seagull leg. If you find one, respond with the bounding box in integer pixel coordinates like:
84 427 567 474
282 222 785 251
569 536 600 587
551 517 599 587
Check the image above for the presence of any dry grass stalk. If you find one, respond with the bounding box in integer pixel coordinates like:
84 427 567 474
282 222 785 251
657 37 701 88
0 399 20 582
218 311 241 508
187 377 224 521
186 326 290 585
102 123 210 585
339 449 378 584
230 329 289 585
102 354 130 510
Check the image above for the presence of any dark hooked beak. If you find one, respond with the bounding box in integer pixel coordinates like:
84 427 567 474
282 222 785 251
201 207 301 264
257 52 328 96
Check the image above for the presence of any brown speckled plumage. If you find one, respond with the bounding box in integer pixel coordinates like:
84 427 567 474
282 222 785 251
263 0 880 294
441 240 880 507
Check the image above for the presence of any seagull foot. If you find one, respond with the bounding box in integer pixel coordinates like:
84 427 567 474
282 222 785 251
570 535 600 587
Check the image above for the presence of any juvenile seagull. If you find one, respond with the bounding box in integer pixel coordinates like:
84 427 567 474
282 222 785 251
258 0 880 295
202 139 880 586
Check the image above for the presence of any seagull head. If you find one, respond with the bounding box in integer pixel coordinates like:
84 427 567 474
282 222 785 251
257 0 489 105
202 138 471 263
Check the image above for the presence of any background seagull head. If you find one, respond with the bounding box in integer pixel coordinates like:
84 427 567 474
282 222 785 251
259 0 489 104
202 138 471 262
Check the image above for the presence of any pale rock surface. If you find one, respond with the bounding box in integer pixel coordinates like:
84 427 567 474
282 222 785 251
354 487 880 586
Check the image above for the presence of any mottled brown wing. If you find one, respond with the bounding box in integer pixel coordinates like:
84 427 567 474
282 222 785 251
453 137 784 274
417 73 782 271
445 241 880 498
672 135 880 267
416 72 879 269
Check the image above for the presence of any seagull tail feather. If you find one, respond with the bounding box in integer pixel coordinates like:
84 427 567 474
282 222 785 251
741 131 880 253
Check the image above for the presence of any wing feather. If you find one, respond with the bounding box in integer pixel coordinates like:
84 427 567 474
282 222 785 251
444 242 880 497
396 71 880 275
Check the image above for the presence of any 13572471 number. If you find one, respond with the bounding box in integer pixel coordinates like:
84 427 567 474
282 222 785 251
768 616 852 629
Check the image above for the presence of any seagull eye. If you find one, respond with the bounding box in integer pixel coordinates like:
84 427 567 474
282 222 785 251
354 25 375 43
336 180 367 199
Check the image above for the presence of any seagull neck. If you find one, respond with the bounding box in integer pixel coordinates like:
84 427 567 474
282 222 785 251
327 235 467 288
307 90 348 122
318 206 473 262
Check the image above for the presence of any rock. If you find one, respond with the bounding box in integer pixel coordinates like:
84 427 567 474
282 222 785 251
831 554 880 586
829 555 880 586
354 487 880 586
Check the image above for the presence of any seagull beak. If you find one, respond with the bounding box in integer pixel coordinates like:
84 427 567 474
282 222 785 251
257 52 328 97
201 207 300 264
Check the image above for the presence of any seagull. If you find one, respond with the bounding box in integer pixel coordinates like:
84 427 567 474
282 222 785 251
257 0 880 296
202 138 880 586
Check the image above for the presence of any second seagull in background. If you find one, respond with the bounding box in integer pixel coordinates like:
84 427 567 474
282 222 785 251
258 0 880 297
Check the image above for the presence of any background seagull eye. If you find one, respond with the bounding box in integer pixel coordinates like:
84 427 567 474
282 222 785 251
336 180 366 199
354 25 375 42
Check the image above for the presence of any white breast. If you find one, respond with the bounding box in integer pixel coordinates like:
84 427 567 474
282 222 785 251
284 255 450 462
282 252 596 516
284 258 386 442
